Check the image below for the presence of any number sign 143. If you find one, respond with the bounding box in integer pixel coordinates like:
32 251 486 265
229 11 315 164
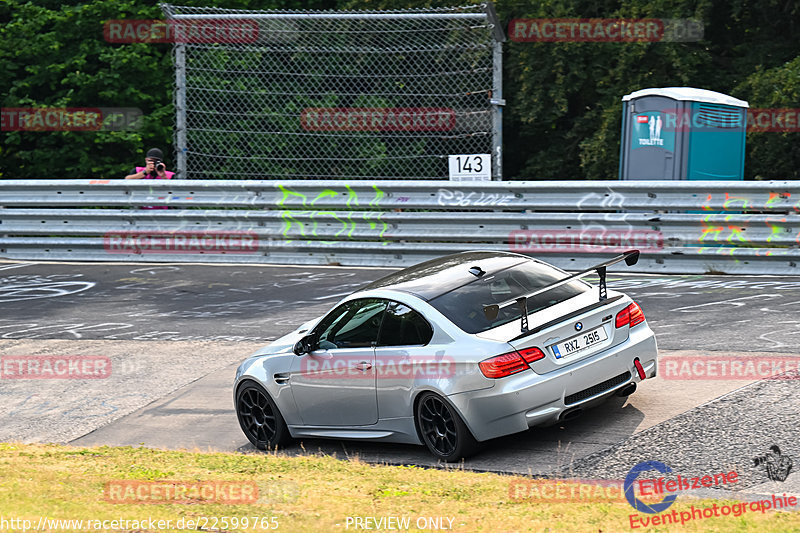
448 154 491 181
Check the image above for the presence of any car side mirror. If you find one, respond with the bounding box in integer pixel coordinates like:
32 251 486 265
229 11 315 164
293 335 315 356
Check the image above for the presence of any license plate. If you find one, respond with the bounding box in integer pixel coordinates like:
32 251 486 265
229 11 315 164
551 326 608 359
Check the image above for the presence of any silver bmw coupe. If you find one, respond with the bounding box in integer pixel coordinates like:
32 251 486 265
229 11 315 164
234 250 658 461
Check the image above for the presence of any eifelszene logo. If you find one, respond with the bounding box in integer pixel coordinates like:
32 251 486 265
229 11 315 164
624 460 738 514
624 461 678 514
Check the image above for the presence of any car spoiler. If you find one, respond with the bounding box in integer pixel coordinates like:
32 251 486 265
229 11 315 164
482 250 640 333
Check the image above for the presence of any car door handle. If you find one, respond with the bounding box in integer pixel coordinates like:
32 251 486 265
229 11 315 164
354 361 372 371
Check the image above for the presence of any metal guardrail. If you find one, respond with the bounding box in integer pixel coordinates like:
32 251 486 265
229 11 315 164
1 180 799 274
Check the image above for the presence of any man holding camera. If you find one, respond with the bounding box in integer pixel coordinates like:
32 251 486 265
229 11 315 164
124 148 174 180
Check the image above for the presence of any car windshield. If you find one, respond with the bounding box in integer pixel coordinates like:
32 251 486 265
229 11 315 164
428 260 589 334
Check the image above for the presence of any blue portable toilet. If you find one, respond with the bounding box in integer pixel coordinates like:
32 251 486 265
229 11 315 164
619 87 748 180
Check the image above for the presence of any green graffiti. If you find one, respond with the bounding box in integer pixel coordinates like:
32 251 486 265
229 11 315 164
277 185 310 238
765 217 787 244
312 189 338 204
698 193 798 252
309 189 344 241
370 184 385 207
725 225 747 244
277 184 308 206
722 192 749 210
369 185 388 243
345 184 359 208
276 184 389 245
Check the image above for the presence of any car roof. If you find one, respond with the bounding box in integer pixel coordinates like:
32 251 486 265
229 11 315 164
361 251 532 301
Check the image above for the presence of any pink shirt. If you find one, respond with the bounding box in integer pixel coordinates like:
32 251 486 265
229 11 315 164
135 167 175 180
134 167 175 209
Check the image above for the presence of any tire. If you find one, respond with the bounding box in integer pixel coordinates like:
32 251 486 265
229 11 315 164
236 381 290 450
416 392 479 462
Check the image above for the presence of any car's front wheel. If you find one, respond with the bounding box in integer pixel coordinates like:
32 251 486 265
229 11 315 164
416 392 479 462
236 381 290 450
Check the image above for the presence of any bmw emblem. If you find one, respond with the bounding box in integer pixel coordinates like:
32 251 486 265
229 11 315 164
575 322 583 331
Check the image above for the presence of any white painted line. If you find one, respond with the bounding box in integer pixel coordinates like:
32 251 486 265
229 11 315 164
0 263 31 271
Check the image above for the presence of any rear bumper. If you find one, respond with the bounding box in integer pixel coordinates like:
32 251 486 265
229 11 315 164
447 324 658 442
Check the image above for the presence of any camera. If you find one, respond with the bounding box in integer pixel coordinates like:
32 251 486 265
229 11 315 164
754 445 782 466
154 159 166 172
754 455 770 467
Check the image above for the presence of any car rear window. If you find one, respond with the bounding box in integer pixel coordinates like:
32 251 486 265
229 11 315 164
428 260 589 334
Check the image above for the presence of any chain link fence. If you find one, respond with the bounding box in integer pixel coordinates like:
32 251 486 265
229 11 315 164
162 3 503 180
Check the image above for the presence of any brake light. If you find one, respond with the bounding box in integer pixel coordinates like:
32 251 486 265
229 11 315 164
479 352 526 378
519 347 546 364
479 346 547 379
615 306 630 328
628 302 645 327
615 302 646 328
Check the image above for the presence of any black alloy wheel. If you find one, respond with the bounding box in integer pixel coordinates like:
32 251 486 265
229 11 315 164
236 382 289 450
417 392 478 462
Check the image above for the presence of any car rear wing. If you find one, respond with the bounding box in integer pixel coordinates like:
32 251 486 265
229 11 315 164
483 250 640 333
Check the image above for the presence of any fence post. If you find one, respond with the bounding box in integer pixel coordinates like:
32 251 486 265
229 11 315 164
174 42 187 180
487 2 505 181
491 40 504 181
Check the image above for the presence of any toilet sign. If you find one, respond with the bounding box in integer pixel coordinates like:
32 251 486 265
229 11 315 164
632 112 674 151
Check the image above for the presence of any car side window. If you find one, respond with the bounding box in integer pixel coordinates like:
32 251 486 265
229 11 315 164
315 298 387 349
377 302 433 347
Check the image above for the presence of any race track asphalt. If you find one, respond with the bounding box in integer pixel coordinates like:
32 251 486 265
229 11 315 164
1 260 798 501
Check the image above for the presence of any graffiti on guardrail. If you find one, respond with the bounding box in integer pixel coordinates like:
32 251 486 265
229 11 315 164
436 188 514 207
695 191 800 252
700 191 799 213
276 184 389 245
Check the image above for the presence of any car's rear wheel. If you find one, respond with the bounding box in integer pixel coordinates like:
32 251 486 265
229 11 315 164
236 381 290 450
416 392 478 462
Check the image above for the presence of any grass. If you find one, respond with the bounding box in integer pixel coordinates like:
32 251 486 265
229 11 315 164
0 443 799 532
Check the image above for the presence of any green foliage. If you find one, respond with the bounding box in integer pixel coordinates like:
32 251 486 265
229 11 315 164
734 56 800 179
0 0 334 178
498 0 799 179
2 0 799 179
0 0 173 178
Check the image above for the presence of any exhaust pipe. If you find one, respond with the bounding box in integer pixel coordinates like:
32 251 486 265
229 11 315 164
560 407 584 421
616 382 637 397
